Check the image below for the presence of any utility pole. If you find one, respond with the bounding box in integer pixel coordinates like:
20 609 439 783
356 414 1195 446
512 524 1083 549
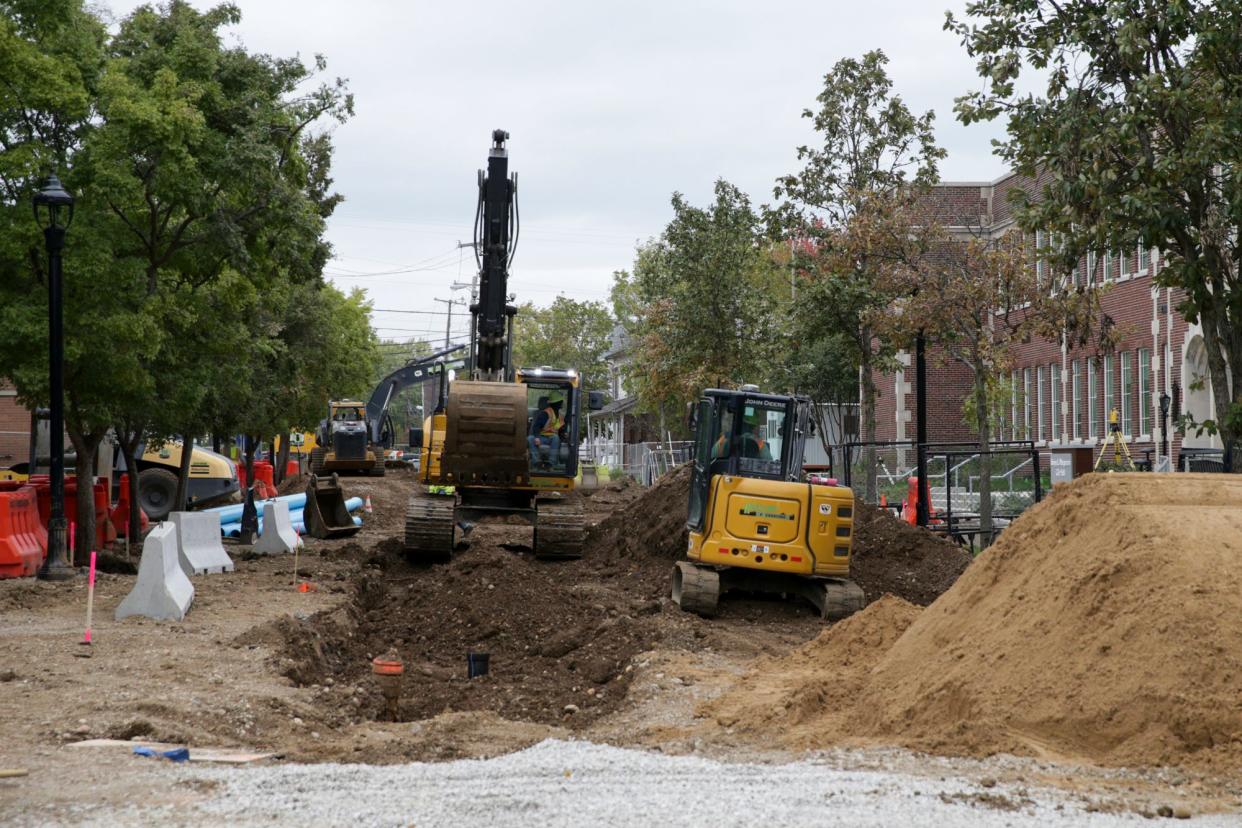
433 297 454 350
430 297 465 414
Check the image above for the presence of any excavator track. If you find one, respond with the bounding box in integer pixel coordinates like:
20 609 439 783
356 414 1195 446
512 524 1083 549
404 491 456 562
533 497 585 560
820 578 866 621
672 561 720 616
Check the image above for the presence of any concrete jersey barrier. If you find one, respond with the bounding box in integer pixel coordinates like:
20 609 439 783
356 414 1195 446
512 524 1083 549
115 522 194 621
171 512 234 576
253 500 298 555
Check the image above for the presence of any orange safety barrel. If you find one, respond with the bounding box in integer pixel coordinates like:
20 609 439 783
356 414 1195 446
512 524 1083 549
112 473 150 538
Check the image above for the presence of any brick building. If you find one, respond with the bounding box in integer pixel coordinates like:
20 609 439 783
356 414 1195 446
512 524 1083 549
872 170 1222 471
0 383 30 468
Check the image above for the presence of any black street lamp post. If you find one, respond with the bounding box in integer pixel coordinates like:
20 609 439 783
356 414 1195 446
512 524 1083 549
915 330 929 528
1159 391 1172 469
34 174 76 581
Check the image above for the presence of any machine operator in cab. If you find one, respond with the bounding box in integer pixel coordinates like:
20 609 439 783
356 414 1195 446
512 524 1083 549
529 395 565 470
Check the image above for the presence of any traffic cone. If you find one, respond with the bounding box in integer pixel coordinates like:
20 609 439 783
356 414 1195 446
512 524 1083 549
364 496 373 515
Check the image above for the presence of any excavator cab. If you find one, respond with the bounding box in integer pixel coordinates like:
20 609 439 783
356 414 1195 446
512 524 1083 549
675 387 865 621
519 368 582 482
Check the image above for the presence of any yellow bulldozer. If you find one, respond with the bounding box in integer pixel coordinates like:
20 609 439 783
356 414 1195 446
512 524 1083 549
672 386 866 620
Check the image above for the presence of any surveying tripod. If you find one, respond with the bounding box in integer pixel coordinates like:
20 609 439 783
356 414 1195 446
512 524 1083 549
1093 408 1136 471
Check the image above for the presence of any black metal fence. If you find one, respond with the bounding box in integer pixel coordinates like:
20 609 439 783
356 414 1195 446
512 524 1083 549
827 440 1043 545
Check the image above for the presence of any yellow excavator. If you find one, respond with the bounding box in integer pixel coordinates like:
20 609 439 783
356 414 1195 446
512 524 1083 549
672 386 866 620
405 131 602 561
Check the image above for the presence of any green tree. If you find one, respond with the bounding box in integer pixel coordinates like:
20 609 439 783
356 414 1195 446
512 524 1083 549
622 181 780 430
772 50 945 500
0 1 354 554
512 296 614 395
948 1 1242 469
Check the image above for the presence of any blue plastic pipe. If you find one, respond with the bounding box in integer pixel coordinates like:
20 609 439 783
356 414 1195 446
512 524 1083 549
222 515 362 538
202 492 308 524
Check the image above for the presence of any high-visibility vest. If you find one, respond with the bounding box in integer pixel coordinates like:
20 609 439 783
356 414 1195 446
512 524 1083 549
540 407 560 437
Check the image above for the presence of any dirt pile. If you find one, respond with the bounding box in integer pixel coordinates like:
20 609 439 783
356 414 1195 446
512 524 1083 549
587 463 692 559
706 473 1242 770
704 595 920 744
851 502 973 605
274 523 691 730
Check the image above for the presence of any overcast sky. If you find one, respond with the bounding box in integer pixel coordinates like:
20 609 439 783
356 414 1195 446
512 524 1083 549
104 0 1010 348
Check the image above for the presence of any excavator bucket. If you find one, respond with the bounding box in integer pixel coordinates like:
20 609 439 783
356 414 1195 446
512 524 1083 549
303 473 361 539
442 381 530 485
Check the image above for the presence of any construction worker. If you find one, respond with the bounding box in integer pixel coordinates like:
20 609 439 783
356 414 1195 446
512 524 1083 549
529 395 563 469
711 412 735 459
740 421 772 461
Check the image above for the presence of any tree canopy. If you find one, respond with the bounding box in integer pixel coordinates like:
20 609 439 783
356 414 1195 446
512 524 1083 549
512 296 614 396
948 0 1242 468
0 0 373 557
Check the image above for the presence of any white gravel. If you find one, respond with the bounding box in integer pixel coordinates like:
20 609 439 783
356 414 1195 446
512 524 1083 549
142 740 1230 827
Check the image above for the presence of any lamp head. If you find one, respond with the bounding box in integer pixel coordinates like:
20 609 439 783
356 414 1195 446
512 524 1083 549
33 174 75 230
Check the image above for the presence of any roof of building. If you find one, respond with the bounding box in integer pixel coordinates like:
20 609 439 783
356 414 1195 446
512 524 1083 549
595 396 638 418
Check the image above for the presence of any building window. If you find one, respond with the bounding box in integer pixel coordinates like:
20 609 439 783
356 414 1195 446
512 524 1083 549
1119 247 1131 279
1035 230 1046 286
1139 239 1150 272
1011 371 1020 440
1139 348 1151 435
1086 251 1097 286
1023 367 1032 439
1103 355 1114 429
1087 357 1098 439
1072 359 1082 440
1050 362 1061 440
1037 365 1046 441
1120 352 1133 436
1103 251 1113 282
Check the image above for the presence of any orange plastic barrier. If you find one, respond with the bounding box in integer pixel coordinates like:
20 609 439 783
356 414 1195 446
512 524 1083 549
26 476 117 548
112 473 150 538
238 461 277 499
0 485 48 578
285 458 300 479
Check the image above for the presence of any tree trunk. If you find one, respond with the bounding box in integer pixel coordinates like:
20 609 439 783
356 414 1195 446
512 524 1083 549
114 426 145 545
239 435 260 539
974 370 993 550
173 433 195 512
244 435 258 493
276 435 292 484
858 339 878 503
66 426 105 566
270 434 282 484
1201 309 1238 472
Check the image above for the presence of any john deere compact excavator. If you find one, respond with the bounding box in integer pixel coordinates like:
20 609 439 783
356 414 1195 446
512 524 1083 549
405 130 601 561
672 387 866 620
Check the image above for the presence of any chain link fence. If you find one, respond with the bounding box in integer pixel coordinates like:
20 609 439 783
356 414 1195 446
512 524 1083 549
581 439 693 486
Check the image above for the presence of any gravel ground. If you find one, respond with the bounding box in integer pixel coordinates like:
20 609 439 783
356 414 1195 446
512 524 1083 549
53 740 1236 827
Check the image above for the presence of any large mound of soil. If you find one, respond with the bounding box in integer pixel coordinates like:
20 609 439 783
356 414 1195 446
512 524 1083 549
705 595 921 742
706 473 1242 770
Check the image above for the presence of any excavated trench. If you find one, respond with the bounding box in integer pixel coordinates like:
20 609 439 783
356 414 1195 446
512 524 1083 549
269 472 974 730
